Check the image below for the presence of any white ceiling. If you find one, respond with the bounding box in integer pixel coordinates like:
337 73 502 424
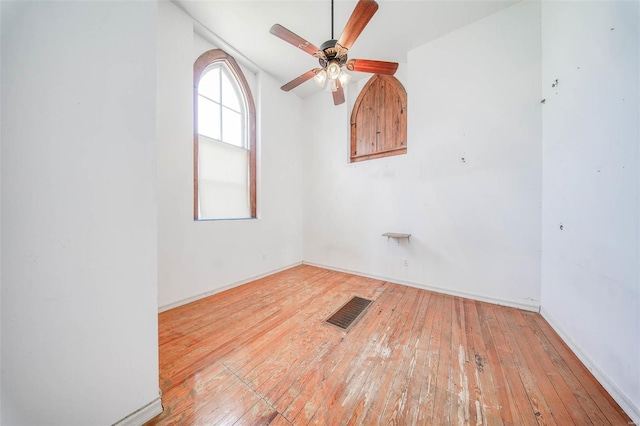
175 0 518 98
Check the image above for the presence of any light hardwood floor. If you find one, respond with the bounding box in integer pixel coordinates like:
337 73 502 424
146 265 631 425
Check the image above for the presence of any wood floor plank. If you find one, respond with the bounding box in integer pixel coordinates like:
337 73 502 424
266 414 293 426
145 265 632 426
476 302 538 426
159 268 343 389
214 393 277 426
510 308 575 424
377 291 430 424
273 282 403 420
395 290 434 424
295 283 417 425
417 291 446 424
511 310 593 425
399 290 436 425
463 300 502 425
158 266 330 344
238 275 383 392
160 306 283 388
497 305 563 425
261 278 390 407
350 285 421 424
521 312 611 425
197 373 262 426
305 282 407 425
431 294 455 425
453 297 479 425
353 285 424 424
226 273 352 378
531 313 630 424
148 362 240 425
316 284 421 425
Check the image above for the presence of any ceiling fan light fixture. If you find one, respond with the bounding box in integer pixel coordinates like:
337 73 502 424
326 61 341 80
314 69 327 87
338 69 352 86
326 78 338 92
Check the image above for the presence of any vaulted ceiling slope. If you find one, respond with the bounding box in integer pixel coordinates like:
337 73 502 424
174 0 519 98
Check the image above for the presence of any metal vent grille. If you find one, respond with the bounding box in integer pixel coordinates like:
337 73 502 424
325 296 373 330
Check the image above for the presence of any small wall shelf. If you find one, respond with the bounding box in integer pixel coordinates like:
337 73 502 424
382 233 411 245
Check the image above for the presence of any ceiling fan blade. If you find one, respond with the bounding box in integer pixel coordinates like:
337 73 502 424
337 0 379 50
270 24 319 56
281 69 320 92
346 59 398 75
332 81 345 105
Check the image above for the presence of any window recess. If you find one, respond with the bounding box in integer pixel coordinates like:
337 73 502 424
193 49 256 220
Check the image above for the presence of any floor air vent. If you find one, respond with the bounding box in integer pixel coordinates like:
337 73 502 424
326 296 373 330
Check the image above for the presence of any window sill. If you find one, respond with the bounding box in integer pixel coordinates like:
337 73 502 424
350 147 407 163
194 217 258 222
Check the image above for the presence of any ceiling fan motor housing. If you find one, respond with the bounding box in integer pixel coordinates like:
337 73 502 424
318 39 348 68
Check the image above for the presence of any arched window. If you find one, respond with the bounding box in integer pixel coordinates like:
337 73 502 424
194 49 256 220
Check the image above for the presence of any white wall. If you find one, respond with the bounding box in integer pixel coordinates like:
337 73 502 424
0 2 3 421
1 2 159 425
540 1 640 422
303 2 542 310
157 1 304 310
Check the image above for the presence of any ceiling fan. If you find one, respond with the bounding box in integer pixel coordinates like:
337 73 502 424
270 0 399 106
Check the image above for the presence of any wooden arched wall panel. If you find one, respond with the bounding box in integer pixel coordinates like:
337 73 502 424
350 74 407 162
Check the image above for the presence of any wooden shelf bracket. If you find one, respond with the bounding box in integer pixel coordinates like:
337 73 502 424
382 232 411 245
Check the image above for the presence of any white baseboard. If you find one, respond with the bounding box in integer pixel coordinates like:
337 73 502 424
540 307 640 425
112 396 163 426
158 261 303 312
302 261 540 312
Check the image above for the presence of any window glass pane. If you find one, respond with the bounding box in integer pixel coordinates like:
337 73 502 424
197 96 221 140
221 69 241 112
199 138 248 184
198 138 250 219
199 67 220 102
222 108 242 147
199 181 250 219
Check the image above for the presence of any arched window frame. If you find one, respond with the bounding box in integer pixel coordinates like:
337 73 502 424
193 49 257 219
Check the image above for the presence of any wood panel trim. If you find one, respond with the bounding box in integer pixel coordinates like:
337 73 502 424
350 147 407 162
